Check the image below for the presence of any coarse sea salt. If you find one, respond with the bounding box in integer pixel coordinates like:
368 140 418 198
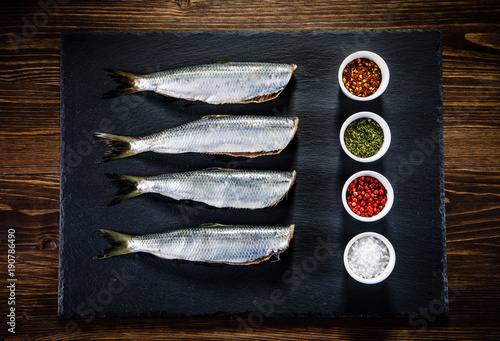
347 236 390 279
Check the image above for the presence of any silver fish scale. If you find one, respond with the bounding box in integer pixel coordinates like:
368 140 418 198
136 62 296 104
128 225 294 264
131 115 297 156
137 169 296 209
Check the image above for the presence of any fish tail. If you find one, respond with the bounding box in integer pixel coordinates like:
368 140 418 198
95 132 137 163
103 69 142 98
106 173 145 206
94 229 135 259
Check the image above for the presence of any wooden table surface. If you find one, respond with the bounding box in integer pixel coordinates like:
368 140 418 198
1 1 499 340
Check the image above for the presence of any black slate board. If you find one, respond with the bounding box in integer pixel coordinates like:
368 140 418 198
59 30 447 319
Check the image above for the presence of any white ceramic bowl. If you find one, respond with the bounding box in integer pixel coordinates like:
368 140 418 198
341 170 394 222
338 51 390 101
343 232 396 284
340 111 391 163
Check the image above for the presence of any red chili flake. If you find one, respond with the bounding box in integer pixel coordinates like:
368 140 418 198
342 58 382 97
346 175 388 218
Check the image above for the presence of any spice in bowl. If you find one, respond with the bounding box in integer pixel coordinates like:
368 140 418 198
342 58 382 97
346 175 387 218
344 118 384 158
344 232 396 284
347 235 390 279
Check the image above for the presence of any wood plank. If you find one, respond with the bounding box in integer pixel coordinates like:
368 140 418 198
0 133 59 174
0 174 59 210
0 83 60 174
0 0 498 28
444 126 500 169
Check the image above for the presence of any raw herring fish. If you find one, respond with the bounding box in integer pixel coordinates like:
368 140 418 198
104 62 297 104
95 115 299 163
95 224 295 265
108 168 296 209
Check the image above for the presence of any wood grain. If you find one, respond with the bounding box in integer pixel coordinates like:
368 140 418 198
0 0 499 339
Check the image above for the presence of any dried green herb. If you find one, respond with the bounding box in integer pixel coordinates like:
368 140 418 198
344 118 384 158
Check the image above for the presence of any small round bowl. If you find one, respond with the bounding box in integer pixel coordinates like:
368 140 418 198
342 170 394 222
340 111 391 163
343 232 396 284
338 51 390 101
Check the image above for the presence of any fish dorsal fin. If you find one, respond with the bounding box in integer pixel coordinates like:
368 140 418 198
201 114 231 119
199 223 229 228
204 167 235 171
